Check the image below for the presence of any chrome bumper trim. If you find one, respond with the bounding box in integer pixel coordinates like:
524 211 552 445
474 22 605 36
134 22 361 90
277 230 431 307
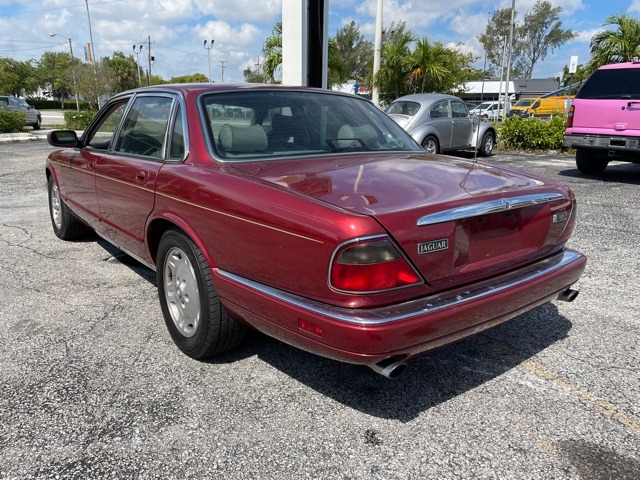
218 250 583 326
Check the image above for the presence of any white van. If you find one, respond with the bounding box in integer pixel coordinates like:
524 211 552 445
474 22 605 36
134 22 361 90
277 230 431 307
469 101 506 121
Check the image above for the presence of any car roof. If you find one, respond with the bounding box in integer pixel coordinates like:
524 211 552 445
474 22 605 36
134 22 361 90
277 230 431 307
598 61 640 70
391 93 462 103
109 83 366 104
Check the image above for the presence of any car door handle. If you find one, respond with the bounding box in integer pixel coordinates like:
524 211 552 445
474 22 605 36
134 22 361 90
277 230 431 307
135 171 148 183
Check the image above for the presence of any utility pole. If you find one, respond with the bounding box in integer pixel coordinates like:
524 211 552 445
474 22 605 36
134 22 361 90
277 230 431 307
204 39 214 82
219 60 227 83
133 44 144 87
503 0 516 119
255 57 262 73
371 0 383 106
50 33 80 111
146 35 152 86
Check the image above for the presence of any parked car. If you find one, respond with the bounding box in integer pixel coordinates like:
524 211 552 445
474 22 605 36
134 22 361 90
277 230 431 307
505 98 536 119
385 93 496 156
528 96 572 117
564 61 640 174
0 95 41 129
468 100 506 121
46 85 586 378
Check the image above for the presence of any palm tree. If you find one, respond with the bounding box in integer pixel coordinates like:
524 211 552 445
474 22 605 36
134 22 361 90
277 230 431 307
407 38 453 93
590 14 640 69
262 22 282 83
373 31 415 101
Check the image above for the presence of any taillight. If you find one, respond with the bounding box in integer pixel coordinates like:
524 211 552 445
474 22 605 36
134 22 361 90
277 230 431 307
566 104 574 128
330 237 421 293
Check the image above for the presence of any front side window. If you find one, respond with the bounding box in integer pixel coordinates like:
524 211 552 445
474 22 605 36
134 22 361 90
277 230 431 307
201 90 420 160
114 96 174 158
85 100 129 150
451 101 468 118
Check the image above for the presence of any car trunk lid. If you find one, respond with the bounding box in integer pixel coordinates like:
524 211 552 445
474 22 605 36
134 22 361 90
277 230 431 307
240 153 573 287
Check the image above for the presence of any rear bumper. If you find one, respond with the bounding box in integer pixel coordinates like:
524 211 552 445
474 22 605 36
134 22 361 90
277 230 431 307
215 249 586 365
564 133 640 157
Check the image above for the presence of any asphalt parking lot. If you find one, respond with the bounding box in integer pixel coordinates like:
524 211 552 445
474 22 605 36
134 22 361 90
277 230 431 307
0 141 638 479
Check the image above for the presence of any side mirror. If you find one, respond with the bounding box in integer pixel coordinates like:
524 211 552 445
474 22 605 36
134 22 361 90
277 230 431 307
48 130 80 148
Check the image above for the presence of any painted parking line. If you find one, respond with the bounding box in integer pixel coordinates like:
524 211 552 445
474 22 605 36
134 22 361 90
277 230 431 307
521 359 640 432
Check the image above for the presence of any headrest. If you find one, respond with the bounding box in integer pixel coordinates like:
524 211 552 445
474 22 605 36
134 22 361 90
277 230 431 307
219 124 268 153
337 124 378 148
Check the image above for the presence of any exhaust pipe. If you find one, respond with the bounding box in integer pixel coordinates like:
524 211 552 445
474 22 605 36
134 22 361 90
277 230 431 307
558 288 579 302
369 358 407 379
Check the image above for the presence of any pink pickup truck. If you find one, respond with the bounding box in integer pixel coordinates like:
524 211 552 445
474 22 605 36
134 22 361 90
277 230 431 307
564 62 640 174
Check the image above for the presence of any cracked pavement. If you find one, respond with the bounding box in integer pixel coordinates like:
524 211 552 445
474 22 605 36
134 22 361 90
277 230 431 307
0 142 638 479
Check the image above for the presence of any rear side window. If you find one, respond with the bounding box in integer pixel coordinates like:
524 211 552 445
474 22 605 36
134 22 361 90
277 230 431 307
577 68 640 99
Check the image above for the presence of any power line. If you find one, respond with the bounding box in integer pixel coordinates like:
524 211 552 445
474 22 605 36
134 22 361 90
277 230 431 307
0 0 124 18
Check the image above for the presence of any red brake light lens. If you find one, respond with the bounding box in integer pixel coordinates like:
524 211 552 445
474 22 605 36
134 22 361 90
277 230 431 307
566 105 574 128
330 238 421 292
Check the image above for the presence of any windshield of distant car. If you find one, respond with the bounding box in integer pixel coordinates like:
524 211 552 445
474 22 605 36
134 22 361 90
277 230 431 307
201 90 422 160
513 99 533 107
474 102 494 110
385 101 421 116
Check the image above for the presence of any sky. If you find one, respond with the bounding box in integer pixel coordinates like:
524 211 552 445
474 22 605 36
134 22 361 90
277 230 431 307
1 0 639 86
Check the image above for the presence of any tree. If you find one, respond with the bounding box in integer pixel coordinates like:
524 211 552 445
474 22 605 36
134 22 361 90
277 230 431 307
102 52 139 93
333 21 373 82
518 1 576 78
478 8 523 78
262 21 282 82
0 58 38 96
37 52 75 107
478 0 574 79
373 30 415 102
169 73 209 83
243 67 270 83
589 14 640 71
407 38 457 94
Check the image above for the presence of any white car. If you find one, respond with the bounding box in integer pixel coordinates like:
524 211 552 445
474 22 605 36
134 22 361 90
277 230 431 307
468 101 506 121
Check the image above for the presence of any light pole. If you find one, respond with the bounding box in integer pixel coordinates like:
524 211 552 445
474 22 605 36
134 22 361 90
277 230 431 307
50 33 80 111
133 44 144 87
203 39 214 82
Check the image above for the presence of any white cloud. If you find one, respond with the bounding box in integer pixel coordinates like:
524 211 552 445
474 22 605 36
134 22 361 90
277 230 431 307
192 0 281 24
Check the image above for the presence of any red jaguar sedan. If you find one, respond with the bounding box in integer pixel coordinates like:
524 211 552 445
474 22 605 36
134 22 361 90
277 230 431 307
46 84 586 378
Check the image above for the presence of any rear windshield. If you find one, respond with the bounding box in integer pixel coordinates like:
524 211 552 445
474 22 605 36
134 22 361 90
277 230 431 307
201 90 421 160
385 101 421 116
577 67 640 99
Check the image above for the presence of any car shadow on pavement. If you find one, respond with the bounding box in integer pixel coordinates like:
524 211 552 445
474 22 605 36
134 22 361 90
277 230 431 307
233 303 572 422
94 239 572 423
558 162 640 185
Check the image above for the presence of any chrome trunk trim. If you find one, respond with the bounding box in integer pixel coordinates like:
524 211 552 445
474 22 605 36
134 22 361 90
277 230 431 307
417 193 565 226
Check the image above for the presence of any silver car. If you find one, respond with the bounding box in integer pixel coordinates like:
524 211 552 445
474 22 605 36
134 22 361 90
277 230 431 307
0 95 41 129
385 93 495 156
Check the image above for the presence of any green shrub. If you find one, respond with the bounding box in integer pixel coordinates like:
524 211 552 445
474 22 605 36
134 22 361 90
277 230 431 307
499 115 567 151
26 98 92 110
0 110 25 133
64 110 97 130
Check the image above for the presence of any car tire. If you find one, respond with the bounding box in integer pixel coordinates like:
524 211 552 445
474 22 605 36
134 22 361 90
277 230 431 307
422 135 439 154
576 149 609 174
478 131 495 157
157 229 246 359
32 116 41 130
47 176 89 240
